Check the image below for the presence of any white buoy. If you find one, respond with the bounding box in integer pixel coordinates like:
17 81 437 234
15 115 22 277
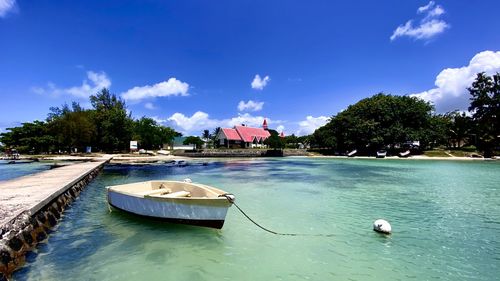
373 219 392 234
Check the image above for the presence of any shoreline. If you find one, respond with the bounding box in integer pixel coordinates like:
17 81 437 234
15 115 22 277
13 153 497 164
307 155 496 161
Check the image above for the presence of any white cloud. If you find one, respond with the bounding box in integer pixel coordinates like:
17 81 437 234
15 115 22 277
411 50 500 113
417 1 434 13
167 111 217 133
32 71 111 98
238 100 264 112
391 1 449 41
163 111 279 135
121 77 189 101
144 102 156 110
251 74 270 90
66 71 111 98
0 0 15 17
226 113 273 128
296 116 329 136
276 125 285 133
150 116 168 123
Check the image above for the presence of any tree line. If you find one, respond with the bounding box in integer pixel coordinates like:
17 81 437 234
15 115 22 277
310 72 500 157
0 88 180 153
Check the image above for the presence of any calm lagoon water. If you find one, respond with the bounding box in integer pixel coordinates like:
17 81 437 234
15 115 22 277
0 162 51 181
13 158 500 281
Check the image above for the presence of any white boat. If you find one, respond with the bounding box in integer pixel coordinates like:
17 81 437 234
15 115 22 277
376 150 387 158
399 150 410 157
347 149 357 157
106 180 234 229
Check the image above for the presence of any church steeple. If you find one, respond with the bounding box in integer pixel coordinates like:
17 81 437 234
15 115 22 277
262 118 268 130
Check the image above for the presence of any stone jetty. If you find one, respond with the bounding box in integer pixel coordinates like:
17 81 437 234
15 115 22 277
0 156 112 280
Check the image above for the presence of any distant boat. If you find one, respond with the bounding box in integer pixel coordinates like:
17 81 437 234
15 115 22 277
399 150 410 158
106 180 234 229
376 150 387 158
347 150 357 157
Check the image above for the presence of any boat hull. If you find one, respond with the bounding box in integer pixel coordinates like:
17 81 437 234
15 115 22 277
107 189 231 229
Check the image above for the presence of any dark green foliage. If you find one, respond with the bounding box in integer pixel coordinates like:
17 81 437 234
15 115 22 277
132 117 178 150
310 74 499 157
264 129 284 150
446 111 473 148
90 89 133 152
468 72 500 157
183 136 204 149
284 134 310 148
0 88 180 154
211 127 221 141
312 93 433 153
202 130 210 139
48 102 96 152
0 121 54 153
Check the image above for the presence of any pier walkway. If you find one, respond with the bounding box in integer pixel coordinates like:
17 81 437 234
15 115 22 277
0 157 111 228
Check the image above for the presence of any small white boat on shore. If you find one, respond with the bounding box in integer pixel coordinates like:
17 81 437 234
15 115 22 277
106 180 234 229
376 150 387 158
347 149 357 157
399 150 410 158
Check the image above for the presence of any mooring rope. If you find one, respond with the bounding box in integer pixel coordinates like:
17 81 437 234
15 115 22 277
220 194 334 237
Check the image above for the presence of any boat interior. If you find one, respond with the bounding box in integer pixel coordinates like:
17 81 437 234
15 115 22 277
108 181 227 199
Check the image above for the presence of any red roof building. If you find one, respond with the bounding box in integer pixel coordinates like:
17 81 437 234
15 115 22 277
220 128 241 141
216 120 271 148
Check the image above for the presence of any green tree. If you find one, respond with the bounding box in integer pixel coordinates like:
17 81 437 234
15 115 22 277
445 111 473 148
424 114 451 149
160 126 180 146
264 129 284 150
0 121 54 153
312 93 433 153
468 72 500 157
48 102 96 152
132 117 162 150
183 136 204 149
284 134 299 148
132 117 179 150
90 88 133 152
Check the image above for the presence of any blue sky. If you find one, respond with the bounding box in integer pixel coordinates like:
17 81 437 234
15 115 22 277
1 0 500 136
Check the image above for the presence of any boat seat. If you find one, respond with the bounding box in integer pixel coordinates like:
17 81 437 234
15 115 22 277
153 191 191 198
139 188 172 196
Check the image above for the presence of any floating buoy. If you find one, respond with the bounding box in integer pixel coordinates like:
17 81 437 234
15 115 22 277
373 219 392 234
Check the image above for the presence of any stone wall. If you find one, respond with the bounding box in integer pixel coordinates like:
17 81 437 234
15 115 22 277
0 166 103 280
173 149 309 157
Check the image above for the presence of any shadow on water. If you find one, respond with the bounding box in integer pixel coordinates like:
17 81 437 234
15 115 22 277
106 207 222 236
103 162 226 181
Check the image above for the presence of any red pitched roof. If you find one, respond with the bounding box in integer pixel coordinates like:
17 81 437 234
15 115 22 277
221 128 241 141
234 126 271 142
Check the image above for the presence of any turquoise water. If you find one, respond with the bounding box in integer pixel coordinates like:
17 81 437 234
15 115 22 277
13 158 500 280
0 162 51 181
